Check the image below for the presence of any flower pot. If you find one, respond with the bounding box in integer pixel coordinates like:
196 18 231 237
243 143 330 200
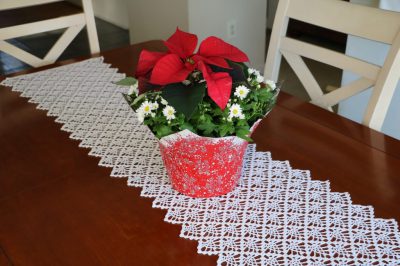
159 130 249 198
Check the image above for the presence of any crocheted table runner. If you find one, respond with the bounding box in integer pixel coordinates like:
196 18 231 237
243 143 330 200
2 58 399 265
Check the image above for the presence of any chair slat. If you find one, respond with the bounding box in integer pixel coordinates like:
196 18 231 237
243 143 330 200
364 31 400 130
82 0 99 53
0 0 99 69
0 40 44 67
0 13 85 41
319 78 375 107
44 24 85 64
263 0 290 81
281 50 332 111
280 37 380 81
286 0 400 44
265 0 400 131
0 0 63 11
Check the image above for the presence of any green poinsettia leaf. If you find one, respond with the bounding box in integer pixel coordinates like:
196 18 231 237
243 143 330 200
131 93 146 106
236 127 253 142
198 121 216 135
229 61 249 82
161 82 206 119
115 77 137 86
122 92 145 109
180 122 195 132
216 123 234 137
210 60 248 83
155 125 173 139
237 133 253 142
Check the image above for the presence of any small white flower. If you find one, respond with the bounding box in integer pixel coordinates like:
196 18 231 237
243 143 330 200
160 97 169 106
256 73 264 83
265 79 277 90
163 105 176 120
234 85 250 100
139 101 153 115
151 101 159 110
192 71 200 78
128 83 139 96
229 103 245 119
182 80 191 85
248 68 256 74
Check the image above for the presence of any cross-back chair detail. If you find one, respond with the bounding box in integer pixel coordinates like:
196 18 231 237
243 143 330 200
0 0 99 68
264 0 400 131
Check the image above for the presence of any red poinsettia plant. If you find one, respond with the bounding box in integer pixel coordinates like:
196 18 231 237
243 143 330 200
118 28 279 140
136 28 248 109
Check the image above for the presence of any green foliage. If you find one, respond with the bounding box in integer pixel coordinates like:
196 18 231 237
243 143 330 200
115 77 137 86
209 60 248 83
118 68 279 141
161 82 206 119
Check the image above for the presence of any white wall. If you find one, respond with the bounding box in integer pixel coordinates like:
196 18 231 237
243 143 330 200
68 0 267 71
128 0 189 44
188 0 267 71
68 0 129 29
127 0 267 72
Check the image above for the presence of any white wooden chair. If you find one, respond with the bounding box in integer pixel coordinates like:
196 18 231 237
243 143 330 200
264 0 400 131
0 0 99 68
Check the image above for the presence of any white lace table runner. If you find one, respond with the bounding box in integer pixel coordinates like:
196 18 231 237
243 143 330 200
2 58 400 265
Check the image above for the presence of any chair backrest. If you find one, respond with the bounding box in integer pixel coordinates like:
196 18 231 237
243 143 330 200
0 0 99 68
264 0 400 131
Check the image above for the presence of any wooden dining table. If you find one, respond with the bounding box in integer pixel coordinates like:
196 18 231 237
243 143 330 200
1 41 399 266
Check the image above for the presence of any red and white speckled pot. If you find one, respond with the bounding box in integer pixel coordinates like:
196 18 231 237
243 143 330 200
159 120 262 198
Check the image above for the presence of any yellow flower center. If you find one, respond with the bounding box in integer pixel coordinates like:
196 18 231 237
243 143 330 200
233 109 238 114
144 106 150 112
168 110 174 115
186 57 195 65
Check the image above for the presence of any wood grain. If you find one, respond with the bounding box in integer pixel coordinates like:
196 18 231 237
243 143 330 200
1 41 399 265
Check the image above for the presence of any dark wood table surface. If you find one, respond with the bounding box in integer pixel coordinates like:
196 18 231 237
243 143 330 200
1 41 400 266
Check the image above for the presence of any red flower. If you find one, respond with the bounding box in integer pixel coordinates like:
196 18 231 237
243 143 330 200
135 28 249 109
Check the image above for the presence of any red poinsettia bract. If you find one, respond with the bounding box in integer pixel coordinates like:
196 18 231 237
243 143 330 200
135 28 249 109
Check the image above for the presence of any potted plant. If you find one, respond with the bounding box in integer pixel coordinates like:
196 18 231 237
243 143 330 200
117 28 279 198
